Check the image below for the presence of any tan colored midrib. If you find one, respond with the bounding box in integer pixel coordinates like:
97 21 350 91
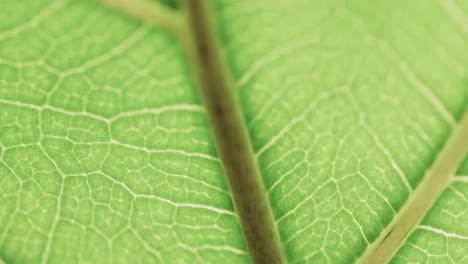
180 1 286 264
357 109 468 264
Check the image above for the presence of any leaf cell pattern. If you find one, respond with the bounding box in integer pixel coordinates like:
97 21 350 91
1 0 468 263
0 0 247 263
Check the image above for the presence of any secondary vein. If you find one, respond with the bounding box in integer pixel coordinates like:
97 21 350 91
96 0 184 38
357 109 468 264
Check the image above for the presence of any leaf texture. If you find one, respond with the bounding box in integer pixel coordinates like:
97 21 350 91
0 0 467 263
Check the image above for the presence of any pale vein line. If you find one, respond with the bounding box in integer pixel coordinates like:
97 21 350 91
0 98 108 122
194 245 248 255
96 0 184 38
343 7 457 127
61 25 149 75
147 164 228 194
169 243 248 257
109 104 205 122
40 134 219 162
448 184 468 201
0 99 204 125
127 228 163 260
96 171 236 216
355 171 397 214
110 142 219 162
39 114 66 264
0 164 23 246
361 123 412 192
419 225 468 240
138 195 236 216
247 74 318 127
275 178 334 223
441 0 468 36
283 219 321 245
267 160 306 193
344 207 370 245
236 34 320 89
377 41 457 127
453 176 468 183
0 0 67 41
255 92 336 157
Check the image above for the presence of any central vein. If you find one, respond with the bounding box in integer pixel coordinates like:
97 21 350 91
182 1 286 263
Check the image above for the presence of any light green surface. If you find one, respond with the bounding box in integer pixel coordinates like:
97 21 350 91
0 0 247 263
0 0 467 263
216 0 467 262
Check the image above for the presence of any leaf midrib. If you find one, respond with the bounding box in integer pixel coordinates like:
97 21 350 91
181 1 286 263
93 1 468 263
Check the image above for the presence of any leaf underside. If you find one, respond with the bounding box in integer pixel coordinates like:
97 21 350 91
0 0 467 263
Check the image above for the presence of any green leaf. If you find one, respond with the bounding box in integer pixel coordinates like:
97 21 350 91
0 0 467 263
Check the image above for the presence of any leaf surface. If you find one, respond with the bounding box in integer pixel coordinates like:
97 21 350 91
0 0 467 263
